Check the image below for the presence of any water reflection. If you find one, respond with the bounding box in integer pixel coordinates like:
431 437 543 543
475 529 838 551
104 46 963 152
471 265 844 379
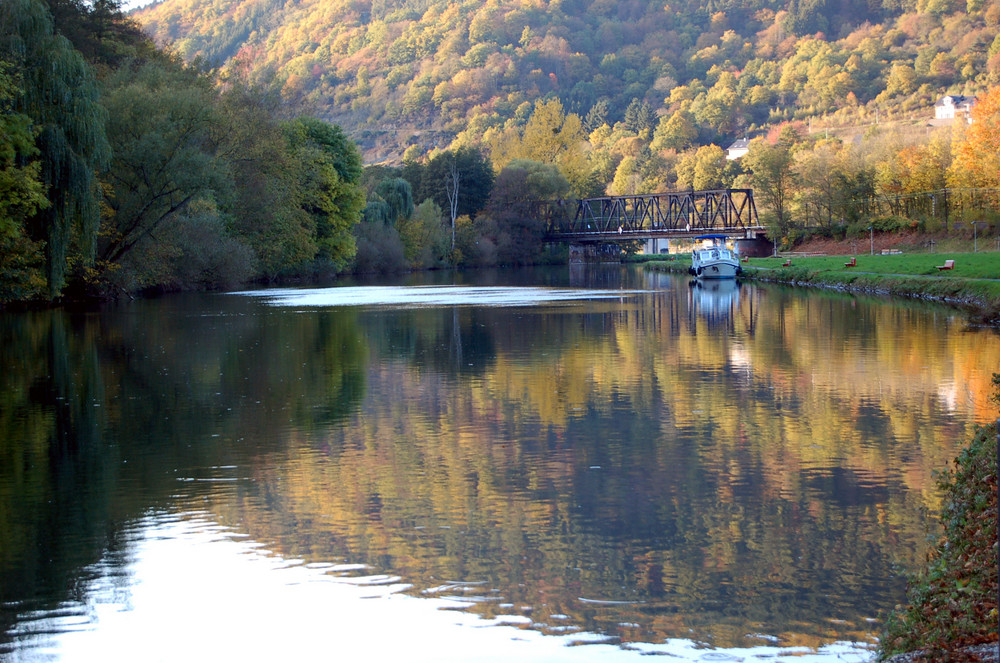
687 279 743 329
1 267 997 661
6 513 871 662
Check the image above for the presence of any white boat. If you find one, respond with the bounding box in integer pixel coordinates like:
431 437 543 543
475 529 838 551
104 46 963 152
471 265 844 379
688 235 741 279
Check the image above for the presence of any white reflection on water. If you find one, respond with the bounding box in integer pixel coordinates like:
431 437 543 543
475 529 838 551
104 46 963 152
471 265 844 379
8 515 874 663
233 285 645 308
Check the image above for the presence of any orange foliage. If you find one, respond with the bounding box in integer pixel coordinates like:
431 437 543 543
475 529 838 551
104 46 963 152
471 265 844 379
950 86 1000 188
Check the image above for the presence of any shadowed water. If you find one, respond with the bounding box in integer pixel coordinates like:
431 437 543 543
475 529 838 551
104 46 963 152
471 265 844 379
1 266 997 662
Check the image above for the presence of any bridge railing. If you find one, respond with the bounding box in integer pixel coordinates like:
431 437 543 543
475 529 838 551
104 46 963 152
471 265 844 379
540 189 760 237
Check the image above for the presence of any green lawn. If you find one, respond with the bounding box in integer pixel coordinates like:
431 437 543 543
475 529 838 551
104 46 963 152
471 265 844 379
644 251 1000 321
746 252 1000 279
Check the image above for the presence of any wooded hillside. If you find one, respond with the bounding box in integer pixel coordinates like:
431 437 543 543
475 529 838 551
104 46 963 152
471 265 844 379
134 0 1000 161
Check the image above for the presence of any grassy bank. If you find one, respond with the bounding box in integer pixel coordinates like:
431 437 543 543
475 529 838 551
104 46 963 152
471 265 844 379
644 252 1000 324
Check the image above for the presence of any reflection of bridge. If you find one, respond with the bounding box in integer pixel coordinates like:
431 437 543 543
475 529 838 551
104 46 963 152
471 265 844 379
539 189 764 242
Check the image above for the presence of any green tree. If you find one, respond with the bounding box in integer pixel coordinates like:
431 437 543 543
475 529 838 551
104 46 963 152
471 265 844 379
46 0 152 67
98 59 227 289
483 159 569 265
418 146 494 221
623 97 656 135
743 127 799 239
351 219 406 273
214 85 314 281
1 0 110 296
283 116 365 274
584 99 610 131
398 199 449 268
374 177 415 224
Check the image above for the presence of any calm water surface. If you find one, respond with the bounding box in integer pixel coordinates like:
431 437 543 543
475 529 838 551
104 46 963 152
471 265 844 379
2 266 997 662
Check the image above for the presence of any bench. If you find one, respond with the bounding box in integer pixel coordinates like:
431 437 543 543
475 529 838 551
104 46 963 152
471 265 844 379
844 257 856 267
937 259 955 271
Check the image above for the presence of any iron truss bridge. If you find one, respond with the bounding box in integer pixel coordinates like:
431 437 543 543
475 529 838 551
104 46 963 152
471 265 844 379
539 189 764 242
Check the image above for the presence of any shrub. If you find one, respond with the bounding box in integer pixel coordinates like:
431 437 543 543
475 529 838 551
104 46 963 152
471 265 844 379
351 221 407 273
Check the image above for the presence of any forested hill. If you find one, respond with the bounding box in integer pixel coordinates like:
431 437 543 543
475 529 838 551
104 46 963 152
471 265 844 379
135 0 999 162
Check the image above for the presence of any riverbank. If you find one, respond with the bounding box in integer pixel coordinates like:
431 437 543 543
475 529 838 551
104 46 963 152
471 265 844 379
643 252 1000 325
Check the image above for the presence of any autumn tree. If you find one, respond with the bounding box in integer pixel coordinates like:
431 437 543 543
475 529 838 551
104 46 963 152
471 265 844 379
651 109 698 152
948 86 1000 188
794 139 848 228
674 144 734 191
875 138 950 197
485 99 590 195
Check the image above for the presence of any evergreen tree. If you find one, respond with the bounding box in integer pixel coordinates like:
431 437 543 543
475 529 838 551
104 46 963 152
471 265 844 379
584 99 610 132
624 98 655 134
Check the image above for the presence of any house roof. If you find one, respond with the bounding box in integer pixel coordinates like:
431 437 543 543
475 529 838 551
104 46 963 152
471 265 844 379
936 94 976 107
727 138 751 150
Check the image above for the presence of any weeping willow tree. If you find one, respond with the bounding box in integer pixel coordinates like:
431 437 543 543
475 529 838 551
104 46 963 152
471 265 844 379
373 178 414 224
0 62 48 303
0 0 110 297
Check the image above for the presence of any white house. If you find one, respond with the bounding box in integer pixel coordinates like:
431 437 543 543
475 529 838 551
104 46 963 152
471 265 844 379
934 95 976 121
726 137 751 160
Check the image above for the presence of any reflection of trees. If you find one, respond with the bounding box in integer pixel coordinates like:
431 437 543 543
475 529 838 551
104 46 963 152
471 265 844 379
1 277 997 651
215 281 999 649
0 298 367 641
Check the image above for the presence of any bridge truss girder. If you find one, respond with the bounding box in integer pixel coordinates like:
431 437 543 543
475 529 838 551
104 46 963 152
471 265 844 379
542 189 760 239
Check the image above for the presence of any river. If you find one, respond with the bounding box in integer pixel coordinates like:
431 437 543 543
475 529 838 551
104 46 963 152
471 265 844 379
1 266 997 662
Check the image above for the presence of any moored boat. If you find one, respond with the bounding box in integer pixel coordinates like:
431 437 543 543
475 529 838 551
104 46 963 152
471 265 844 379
688 235 741 279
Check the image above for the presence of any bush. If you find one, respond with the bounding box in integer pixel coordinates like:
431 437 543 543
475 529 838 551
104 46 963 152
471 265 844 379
350 221 407 273
847 215 909 238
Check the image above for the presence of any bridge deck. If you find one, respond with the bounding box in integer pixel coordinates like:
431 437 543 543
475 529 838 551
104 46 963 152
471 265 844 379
540 189 762 241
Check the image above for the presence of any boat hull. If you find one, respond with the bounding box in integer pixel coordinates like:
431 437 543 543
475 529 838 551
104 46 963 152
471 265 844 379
692 260 740 279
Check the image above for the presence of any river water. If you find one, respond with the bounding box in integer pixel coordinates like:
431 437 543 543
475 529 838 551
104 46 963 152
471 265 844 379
1 266 997 662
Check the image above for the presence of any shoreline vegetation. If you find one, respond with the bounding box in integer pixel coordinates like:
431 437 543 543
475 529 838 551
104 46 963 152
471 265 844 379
5 0 1000 307
642 249 1000 325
